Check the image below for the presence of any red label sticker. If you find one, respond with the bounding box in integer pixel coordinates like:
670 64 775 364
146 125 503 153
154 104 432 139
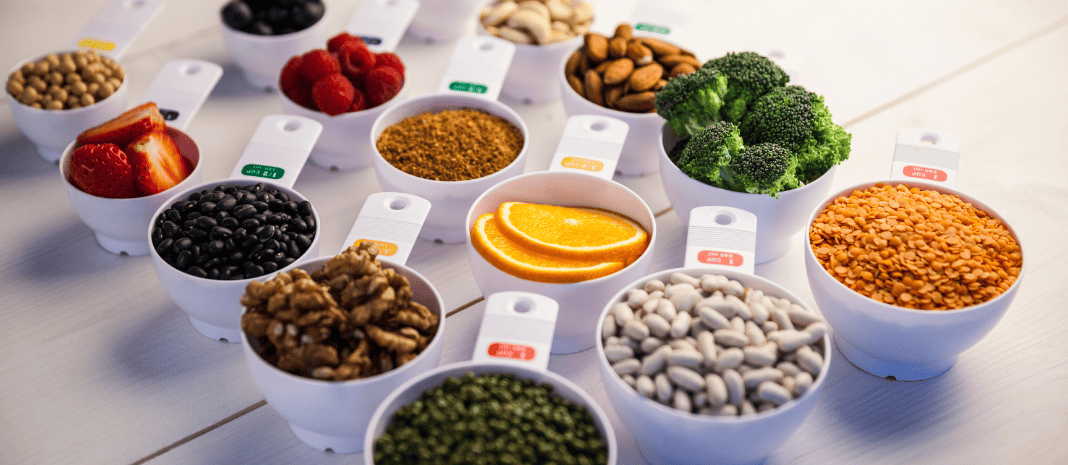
354 239 398 256
697 250 744 267
902 165 947 182
560 157 604 172
487 342 536 361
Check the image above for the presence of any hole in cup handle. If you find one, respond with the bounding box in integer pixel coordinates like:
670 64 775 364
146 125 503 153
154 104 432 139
683 206 757 276
140 59 223 132
344 0 419 52
471 292 560 371
70 0 163 60
890 128 962 189
436 36 516 102
228 115 323 189
341 192 431 267
547 115 630 180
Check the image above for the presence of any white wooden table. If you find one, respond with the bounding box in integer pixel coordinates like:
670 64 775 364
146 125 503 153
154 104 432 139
2 1 1067 464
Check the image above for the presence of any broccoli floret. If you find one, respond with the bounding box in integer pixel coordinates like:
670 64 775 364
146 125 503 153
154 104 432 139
719 143 801 197
667 137 688 164
674 122 744 186
654 67 729 138
702 52 789 123
740 85 851 183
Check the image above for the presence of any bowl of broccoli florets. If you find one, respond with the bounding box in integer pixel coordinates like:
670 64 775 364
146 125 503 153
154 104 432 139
656 52 852 263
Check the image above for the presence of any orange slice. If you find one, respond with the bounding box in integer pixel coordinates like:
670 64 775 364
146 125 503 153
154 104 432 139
471 213 626 283
495 202 649 261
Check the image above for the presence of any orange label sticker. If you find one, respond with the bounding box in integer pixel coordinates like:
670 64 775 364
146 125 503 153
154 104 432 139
560 157 604 172
354 239 397 256
902 165 947 182
487 342 536 361
77 38 116 52
697 250 744 267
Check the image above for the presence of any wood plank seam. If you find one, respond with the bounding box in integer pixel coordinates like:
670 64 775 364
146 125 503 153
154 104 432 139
129 400 267 465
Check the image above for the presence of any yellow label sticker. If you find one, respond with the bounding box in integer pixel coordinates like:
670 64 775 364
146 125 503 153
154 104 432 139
77 38 116 52
560 157 604 172
354 239 398 256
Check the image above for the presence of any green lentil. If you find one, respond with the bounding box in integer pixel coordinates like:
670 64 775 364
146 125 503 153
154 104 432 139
374 372 608 465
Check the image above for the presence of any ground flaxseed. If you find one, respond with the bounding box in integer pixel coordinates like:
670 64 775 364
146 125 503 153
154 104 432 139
809 183 1022 310
375 108 524 181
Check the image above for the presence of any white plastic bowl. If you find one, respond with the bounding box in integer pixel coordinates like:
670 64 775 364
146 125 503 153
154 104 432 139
371 92 529 244
59 126 203 256
659 124 838 263
147 180 322 342
7 51 131 163
408 0 484 43
804 180 1025 381
595 268 832 465
242 255 446 454
477 15 584 104
465 171 656 353
363 360 617 464
220 13 328 90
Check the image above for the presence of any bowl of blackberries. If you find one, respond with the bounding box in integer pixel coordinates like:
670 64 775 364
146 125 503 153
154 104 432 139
220 0 328 89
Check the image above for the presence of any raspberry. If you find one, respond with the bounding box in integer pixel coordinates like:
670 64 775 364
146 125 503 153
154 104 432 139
284 84 316 110
374 52 405 77
350 88 367 112
365 66 403 107
339 41 376 82
298 49 340 83
327 32 364 53
279 54 306 92
312 74 355 116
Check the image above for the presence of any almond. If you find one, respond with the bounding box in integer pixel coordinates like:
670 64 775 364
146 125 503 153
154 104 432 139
584 69 604 106
641 37 680 56
626 42 653 66
594 60 611 74
567 74 584 96
584 33 609 64
614 23 633 41
668 63 697 78
657 54 702 69
608 36 627 58
605 85 624 108
565 50 582 77
628 63 663 92
616 91 656 112
603 58 633 85
653 79 667 91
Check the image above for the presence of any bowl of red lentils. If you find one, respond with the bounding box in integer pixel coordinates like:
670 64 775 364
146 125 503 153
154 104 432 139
804 181 1024 381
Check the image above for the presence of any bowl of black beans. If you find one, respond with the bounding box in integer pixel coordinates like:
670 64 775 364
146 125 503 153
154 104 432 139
147 181 321 343
220 0 328 90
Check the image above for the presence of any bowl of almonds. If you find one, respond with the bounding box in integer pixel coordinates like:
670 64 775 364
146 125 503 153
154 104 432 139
6 50 129 163
558 24 700 175
477 0 594 104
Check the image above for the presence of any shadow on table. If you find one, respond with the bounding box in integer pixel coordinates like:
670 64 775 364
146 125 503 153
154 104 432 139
0 129 58 182
17 217 134 280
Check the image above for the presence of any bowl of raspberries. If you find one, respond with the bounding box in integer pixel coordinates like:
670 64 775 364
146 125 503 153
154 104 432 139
279 32 409 171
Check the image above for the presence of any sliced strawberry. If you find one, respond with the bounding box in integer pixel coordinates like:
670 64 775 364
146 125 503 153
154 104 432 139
365 66 403 108
127 131 191 196
339 41 375 82
374 52 405 77
298 49 340 83
68 143 138 198
312 74 355 116
327 32 364 53
349 87 367 112
279 54 307 92
76 102 166 148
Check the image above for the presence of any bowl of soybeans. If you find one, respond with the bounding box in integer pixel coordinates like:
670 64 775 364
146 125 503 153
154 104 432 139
804 181 1024 381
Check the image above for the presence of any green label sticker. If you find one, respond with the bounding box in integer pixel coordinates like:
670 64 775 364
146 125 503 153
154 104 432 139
635 23 670 35
448 81 488 94
241 164 284 180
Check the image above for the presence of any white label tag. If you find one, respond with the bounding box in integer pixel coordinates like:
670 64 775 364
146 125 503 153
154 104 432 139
472 292 559 371
229 115 323 189
140 60 223 132
684 206 757 275
548 115 629 180
69 0 163 60
629 0 686 38
343 192 431 266
437 36 515 101
345 0 420 53
890 128 961 189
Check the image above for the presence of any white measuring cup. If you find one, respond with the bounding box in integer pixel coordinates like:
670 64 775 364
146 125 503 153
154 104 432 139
7 0 162 163
595 206 832 465
465 114 656 353
277 0 420 171
147 115 323 342
59 59 223 256
220 0 330 90
371 36 525 244
242 192 444 454
408 0 483 44
804 129 1026 381
365 291 618 464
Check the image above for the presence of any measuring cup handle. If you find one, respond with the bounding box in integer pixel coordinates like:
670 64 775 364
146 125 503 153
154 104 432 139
228 115 323 188
342 192 431 266
683 206 758 275
546 115 629 180
345 0 420 53
889 128 961 188
69 0 163 60
629 0 687 39
140 60 223 132
471 292 559 371
436 36 516 101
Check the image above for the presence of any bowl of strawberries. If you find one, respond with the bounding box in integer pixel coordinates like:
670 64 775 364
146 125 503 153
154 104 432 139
278 32 409 171
60 102 201 256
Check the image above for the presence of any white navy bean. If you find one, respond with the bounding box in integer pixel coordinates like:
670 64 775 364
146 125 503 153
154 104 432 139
713 329 748 348
668 366 706 391
610 302 634 325
781 375 797 396
623 319 649 341
698 407 716 415
688 317 707 338
788 304 822 327
745 321 767 346
777 330 809 352
744 289 763 304
749 302 770 324
658 298 679 321
673 390 693 412
696 331 717 366
743 367 784 388
757 381 792 405
762 321 778 333
668 349 703 369
730 316 746 333
723 279 745 297
622 374 636 387
693 393 708 408
776 361 801 377
698 306 731 330
737 365 753 376
743 346 777 367
612 358 641 375
697 293 725 311
604 336 621 346
643 279 665 293
705 373 727 406
772 296 792 309
757 402 777 413
635 375 655 398
648 290 664 300
604 344 634 362
670 272 700 287
713 404 738 417
664 283 696 299
641 297 659 314
797 345 824 376
644 313 671 339
805 322 828 341
640 345 672 375
670 290 702 314
772 308 795 331
722 369 744 405
619 337 640 352
714 347 744 372
640 337 664 354
700 274 729 293
740 401 756 416
795 372 814 396
655 373 673 402
602 314 617 339
627 288 649 308
729 295 753 320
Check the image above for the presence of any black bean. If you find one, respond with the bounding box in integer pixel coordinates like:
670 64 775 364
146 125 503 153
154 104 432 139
220 217 240 229
245 264 264 277
241 218 261 230
151 228 164 246
187 266 208 278
250 183 265 193
195 252 210 265
249 243 264 256
295 234 312 250
252 201 269 213
267 199 284 212
303 215 316 230
233 227 247 241
286 240 301 258
218 197 237 212
298 200 313 216
210 226 233 239
207 268 221 280
204 258 221 270
240 192 257 204
189 192 202 201
276 192 290 202
264 239 280 251
200 202 217 214
177 200 197 214
161 221 179 238
174 237 193 252
271 252 287 263
182 220 198 232
228 272 246 280
288 217 307 230
186 212 202 221
175 250 192 270
187 228 208 240
275 241 287 254
280 257 296 268
207 240 226 254
225 238 236 250
258 225 276 241
208 191 227 203
241 236 258 249
195 216 217 230
283 201 298 215
262 261 279 273
230 251 244 262
233 204 257 219
252 213 267 224
156 238 174 256
166 209 181 222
